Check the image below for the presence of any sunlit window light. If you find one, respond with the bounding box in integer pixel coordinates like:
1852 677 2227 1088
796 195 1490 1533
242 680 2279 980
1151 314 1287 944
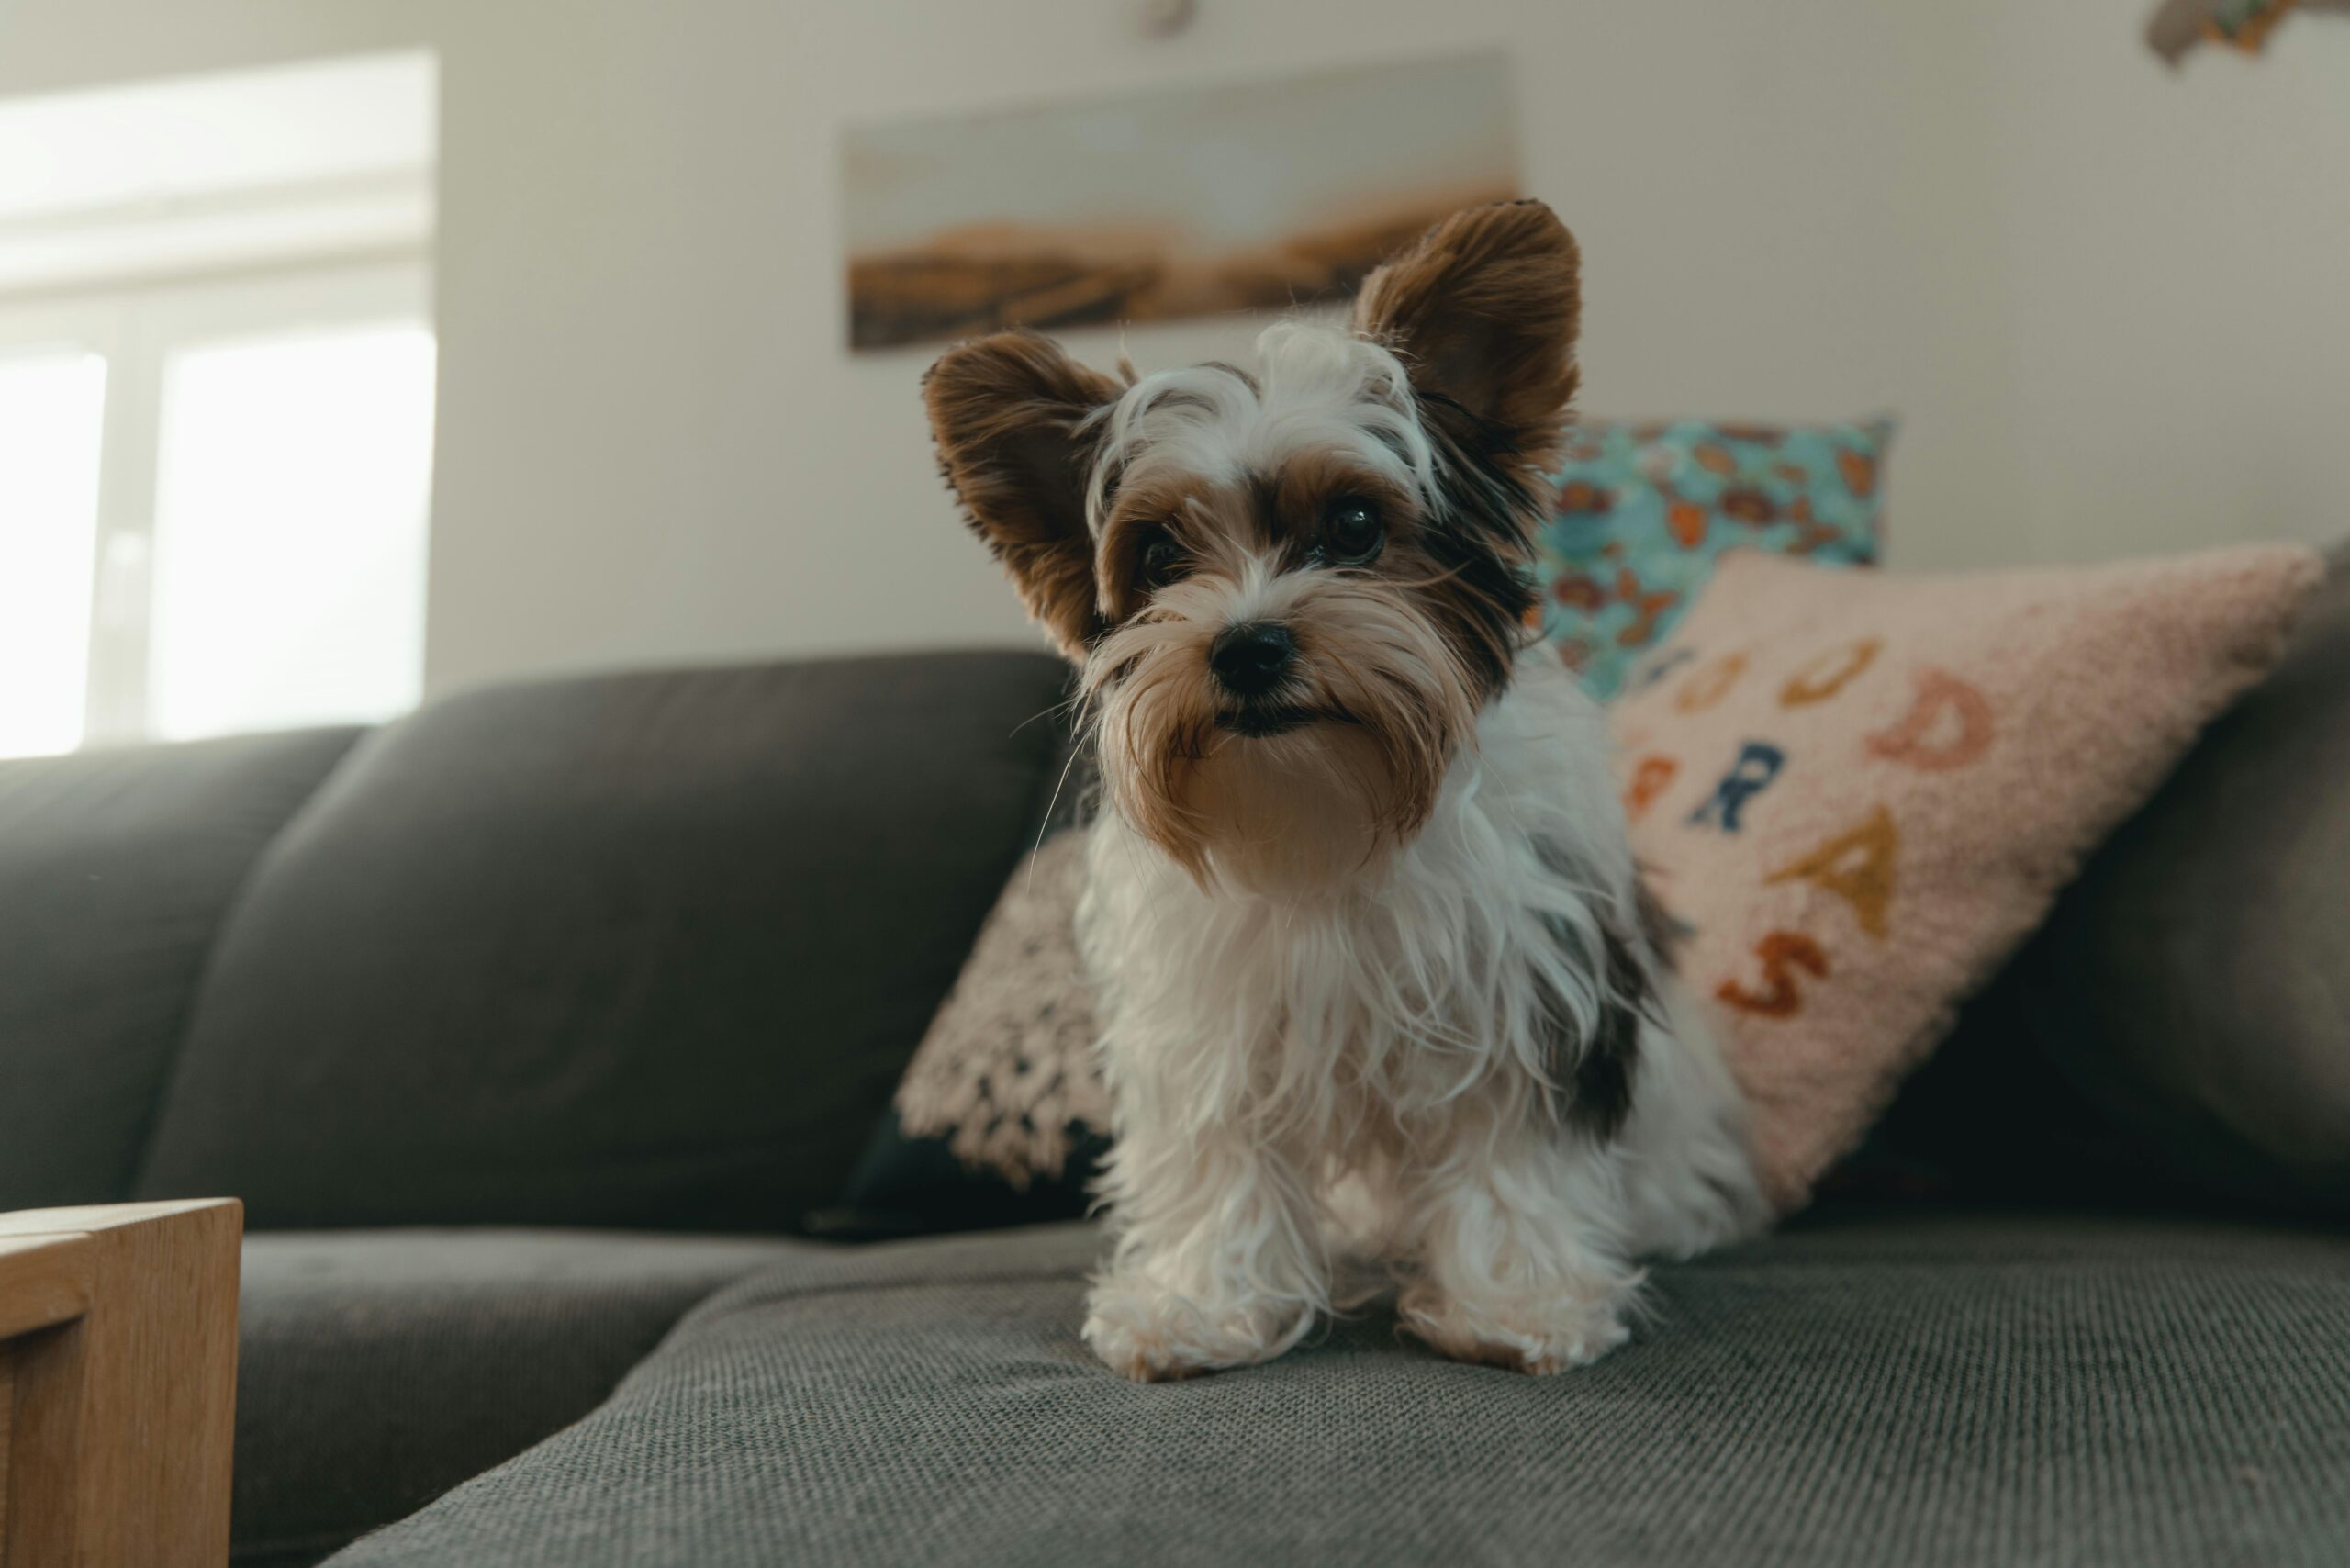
0 350 107 759
149 323 436 742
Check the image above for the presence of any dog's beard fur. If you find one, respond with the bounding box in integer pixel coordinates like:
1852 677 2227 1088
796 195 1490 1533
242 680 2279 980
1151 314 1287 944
1083 537 1478 896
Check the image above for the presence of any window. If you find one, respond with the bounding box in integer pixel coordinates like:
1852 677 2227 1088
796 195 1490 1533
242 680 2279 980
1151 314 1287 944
0 51 436 758
0 348 106 756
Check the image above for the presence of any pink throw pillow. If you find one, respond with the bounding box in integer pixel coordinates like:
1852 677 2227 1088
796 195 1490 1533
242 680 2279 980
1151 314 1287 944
1610 544 2324 1212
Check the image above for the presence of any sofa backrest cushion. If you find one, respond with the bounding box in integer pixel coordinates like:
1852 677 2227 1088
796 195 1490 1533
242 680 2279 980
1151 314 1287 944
0 727 363 1209
132 651 1071 1231
1999 545 2350 1215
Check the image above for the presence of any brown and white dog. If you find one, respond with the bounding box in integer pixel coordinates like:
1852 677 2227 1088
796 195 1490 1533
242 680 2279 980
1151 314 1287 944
924 202 1762 1382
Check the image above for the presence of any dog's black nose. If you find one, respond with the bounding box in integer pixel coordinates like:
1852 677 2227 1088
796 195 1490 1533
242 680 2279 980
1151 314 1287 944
1209 621 1296 697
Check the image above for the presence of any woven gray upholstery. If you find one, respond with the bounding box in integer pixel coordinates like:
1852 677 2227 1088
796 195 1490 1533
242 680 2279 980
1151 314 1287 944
234 1229 811 1567
136 651 1072 1232
0 726 362 1209
333 1215 2350 1567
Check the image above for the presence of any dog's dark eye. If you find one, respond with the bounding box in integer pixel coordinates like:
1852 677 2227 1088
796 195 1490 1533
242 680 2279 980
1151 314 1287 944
1325 498 1384 564
1138 530 1188 590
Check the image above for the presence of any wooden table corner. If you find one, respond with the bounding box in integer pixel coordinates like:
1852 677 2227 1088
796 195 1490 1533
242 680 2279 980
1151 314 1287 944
0 1198 242 1568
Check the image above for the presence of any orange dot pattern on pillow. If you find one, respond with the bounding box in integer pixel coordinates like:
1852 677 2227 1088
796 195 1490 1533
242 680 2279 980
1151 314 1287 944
1534 418 1893 698
1607 545 2323 1213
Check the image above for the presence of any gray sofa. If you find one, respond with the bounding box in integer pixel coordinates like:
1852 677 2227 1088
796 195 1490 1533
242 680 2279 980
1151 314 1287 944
4 638 2344 1567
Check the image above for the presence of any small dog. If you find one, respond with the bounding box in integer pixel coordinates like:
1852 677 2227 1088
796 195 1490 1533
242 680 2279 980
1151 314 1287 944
924 201 1764 1382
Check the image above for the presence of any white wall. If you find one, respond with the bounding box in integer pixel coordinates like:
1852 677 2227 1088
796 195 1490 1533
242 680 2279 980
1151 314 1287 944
4 2 2344 697
420 0 2020 693
1983 0 2350 563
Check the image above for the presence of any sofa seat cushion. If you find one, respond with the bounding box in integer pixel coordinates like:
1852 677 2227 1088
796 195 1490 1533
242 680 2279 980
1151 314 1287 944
234 1229 811 1567
330 1215 2350 1567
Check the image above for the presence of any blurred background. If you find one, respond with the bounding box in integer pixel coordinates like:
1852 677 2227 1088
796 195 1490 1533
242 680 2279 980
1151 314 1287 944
2 0 2345 759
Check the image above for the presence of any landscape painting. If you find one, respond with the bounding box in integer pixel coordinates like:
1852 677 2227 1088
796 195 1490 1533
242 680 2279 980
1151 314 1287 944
842 54 1517 351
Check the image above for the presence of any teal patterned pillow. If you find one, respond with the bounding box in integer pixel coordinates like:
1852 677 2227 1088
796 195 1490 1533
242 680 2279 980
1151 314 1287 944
1533 418 1893 698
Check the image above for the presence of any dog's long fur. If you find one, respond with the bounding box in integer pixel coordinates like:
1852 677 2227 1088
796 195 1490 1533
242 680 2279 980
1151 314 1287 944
926 202 1765 1381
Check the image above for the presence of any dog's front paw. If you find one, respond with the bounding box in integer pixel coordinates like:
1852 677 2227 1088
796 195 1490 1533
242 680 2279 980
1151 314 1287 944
1397 1279 1631 1375
1082 1275 1309 1383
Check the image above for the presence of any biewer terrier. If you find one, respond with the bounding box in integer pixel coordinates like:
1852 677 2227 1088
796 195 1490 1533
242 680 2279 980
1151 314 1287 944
925 201 1764 1382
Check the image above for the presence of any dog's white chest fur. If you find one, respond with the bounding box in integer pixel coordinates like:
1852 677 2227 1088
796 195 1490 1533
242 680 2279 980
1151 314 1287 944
1083 656 1625 1124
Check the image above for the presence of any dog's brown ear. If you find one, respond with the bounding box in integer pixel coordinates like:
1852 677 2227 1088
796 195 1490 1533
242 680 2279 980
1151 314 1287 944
925 331 1123 661
1352 200 1581 474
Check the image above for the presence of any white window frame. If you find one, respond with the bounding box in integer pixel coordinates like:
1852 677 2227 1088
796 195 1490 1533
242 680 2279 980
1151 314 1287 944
0 258 431 748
